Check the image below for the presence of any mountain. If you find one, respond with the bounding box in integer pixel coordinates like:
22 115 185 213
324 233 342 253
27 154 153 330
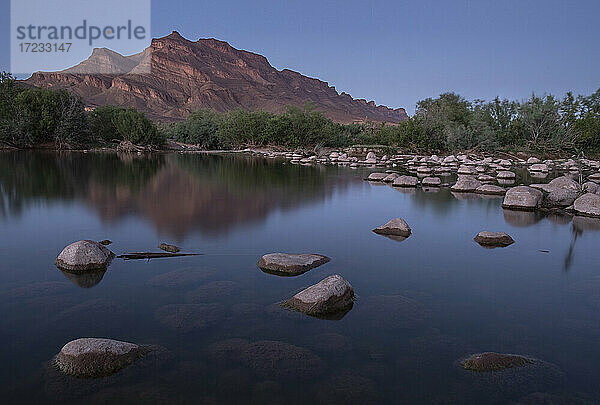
25 31 408 123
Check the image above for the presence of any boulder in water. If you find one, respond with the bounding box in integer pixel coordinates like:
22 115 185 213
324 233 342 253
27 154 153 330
422 177 441 186
55 338 150 378
158 243 180 253
55 240 115 272
372 218 412 237
475 185 506 195
365 172 387 182
502 186 543 211
474 232 515 247
392 175 418 187
284 275 354 317
573 193 600 217
258 253 330 276
451 176 482 193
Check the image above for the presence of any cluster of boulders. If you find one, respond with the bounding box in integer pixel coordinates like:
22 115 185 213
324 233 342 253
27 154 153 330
257 253 355 318
501 175 600 217
250 147 600 177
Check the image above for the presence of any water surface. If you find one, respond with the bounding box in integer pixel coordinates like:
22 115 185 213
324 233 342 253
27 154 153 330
1 151 599 404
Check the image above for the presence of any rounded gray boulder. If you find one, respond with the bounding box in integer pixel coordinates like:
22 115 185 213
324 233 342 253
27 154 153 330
422 177 441 186
285 274 354 317
55 240 114 272
573 193 600 217
372 217 412 237
502 186 543 211
365 172 388 182
474 231 515 247
392 175 418 187
451 176 482 193
55 338 149 378
258 253 330 276
475 185 506 195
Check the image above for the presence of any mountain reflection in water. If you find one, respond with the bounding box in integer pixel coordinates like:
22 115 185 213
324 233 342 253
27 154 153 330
0 152 359 238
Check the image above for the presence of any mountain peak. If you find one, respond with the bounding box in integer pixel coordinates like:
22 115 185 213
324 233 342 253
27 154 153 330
26 33 408 123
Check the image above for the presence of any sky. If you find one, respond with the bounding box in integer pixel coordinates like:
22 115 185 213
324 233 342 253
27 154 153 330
1 0 599 114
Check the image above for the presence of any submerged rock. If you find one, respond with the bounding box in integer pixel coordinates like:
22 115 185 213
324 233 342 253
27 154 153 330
502 186 543 211
284 275 354 317
146 267 215 288
55 338 150 378
315 373 380 404
372 217 412 237
474 231 515 247
356 294 430 330
158 243 180 253
239 340 325 380
55 240 115 272
573 193 600 217
451 176 482 193
155 303 225 332
257 253 330 276
186 281 239 303
392 175 418 187
461 352 532 372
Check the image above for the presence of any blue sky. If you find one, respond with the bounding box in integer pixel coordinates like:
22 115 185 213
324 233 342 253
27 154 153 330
1 0 599 114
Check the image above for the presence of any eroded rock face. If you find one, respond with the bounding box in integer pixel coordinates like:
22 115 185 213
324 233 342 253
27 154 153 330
372 218 412 237
55 338 149 378
26 33 408 124
285 275 354 317
502 186 543 211
392 175 418 187
451 176 482 193
573 193 600 217
257 253 330 276
461 352 532 372
55 240 115 272
474 232 515 247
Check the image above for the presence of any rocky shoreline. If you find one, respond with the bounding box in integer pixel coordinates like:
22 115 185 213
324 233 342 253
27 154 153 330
244 147 600 218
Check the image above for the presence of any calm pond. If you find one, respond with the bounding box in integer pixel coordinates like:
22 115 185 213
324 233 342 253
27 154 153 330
1 151 599 404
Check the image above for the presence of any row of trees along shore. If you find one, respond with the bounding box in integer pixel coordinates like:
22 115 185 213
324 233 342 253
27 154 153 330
1 72 599 155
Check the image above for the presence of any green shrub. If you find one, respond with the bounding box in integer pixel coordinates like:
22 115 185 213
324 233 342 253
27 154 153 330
88 105 124 143
114 108 164 146
167 109 223 149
